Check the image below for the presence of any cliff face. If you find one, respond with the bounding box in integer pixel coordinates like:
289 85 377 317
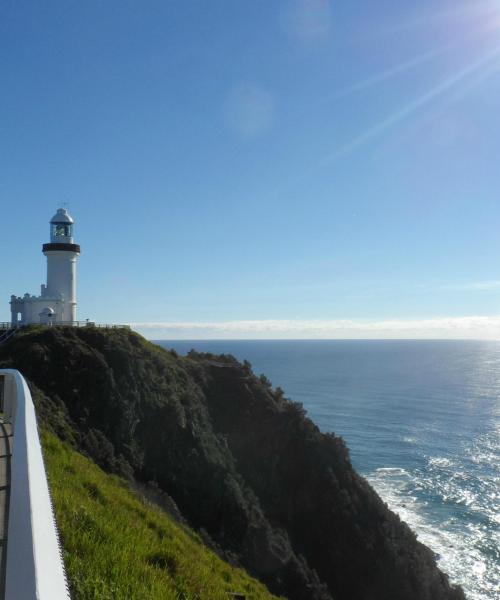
0 327 465 600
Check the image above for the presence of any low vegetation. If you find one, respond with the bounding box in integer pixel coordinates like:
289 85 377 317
42 430 280 600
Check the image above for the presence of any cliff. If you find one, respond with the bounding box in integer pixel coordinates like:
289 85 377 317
0 327 465 600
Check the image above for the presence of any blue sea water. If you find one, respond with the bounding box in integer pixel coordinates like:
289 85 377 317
157 340 499 600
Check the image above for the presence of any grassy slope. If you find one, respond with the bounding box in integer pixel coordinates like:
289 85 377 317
42 431 281 600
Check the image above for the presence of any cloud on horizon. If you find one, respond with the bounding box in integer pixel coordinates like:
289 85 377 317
439 280 500 291
130 316 500 340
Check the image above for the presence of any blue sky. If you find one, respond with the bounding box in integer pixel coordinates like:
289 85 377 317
2 0 500 339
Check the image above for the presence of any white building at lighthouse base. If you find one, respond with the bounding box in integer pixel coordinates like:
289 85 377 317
10 289 64 326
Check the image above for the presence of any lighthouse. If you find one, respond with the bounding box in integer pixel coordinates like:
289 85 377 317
10 209 81 325
43 209 80 322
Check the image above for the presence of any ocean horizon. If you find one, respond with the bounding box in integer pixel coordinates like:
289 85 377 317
157 339 499 600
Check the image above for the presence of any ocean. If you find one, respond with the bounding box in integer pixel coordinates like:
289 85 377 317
156 340 499 600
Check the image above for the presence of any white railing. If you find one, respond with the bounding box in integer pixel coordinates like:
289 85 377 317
0 325 20 332
0 322 130 330
1 369 70 600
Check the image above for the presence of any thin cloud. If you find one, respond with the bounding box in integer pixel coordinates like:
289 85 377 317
130 316 500 340
441 280 500 291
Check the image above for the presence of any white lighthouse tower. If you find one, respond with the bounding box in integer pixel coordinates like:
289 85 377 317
43 209 80 322
10 209 81 325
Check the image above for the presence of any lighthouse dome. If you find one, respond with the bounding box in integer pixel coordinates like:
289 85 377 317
50 208 74 224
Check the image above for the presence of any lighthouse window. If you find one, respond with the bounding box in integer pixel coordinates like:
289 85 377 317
52 223 73 238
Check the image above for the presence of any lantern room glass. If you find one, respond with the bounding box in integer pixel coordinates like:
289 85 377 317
52 223 73 239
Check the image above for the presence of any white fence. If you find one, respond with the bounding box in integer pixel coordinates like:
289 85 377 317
0 322 130 330
1 369 70 600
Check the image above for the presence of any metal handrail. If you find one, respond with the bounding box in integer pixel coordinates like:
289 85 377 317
0 322 130 330
1 369 70 600
51 321 131 329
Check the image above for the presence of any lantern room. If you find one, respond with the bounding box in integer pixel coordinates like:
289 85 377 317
50 208 74 243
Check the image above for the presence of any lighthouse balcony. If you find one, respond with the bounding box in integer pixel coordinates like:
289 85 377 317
42 243 80 253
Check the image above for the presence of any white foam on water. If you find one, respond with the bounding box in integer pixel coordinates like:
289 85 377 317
374 467 409 475
428 456 455 469
367 465 499 600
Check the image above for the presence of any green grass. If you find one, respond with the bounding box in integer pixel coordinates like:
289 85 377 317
42 431 281 600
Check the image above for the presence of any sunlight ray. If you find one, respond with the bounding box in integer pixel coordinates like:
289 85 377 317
327 46 452 102
373 0 500 37
320 46 500 165
323 16 500 106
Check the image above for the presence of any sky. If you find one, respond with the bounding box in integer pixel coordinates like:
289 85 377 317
2 0 500 339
